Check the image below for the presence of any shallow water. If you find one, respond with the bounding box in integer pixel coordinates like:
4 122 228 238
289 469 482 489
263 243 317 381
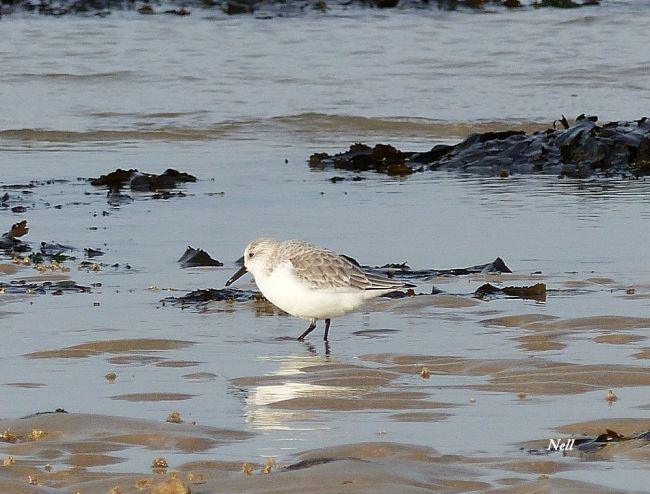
2 2 650 492
1 1 649 133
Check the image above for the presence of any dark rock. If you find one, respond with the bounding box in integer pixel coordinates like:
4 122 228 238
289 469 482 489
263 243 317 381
137 2 154 13
474 282 546 301
310 143 419 174
0 220 30 251
410 144 454 164
91 168 196 192
309 153 330 166
486 257 511 273
90 168 135 188
84 247 104 257
131 168 197 191
373 0 399 7
0 279 90 295
365 257 512 280
225 1 252 14
8 220 29 238
178 246 224 268
311 116 650 178
164 7 190 14
40 241 75 256
533 0 582 7
162 287 259 305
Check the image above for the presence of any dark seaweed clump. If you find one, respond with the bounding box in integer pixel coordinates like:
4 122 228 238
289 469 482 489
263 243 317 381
178 246 223 268
0 279 91 295
0 0 600 17
162 288 260 306
362 257 512 279
310 116 650 178
90 168 196 192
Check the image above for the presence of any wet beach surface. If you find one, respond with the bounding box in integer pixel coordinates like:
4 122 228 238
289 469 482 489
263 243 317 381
3 146 650 492
2 2 650 492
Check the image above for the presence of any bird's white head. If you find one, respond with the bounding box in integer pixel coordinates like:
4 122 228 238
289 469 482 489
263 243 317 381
225 238 279 286
243 238 280 277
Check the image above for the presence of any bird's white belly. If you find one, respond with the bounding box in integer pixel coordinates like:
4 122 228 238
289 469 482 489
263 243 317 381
254 265 366 321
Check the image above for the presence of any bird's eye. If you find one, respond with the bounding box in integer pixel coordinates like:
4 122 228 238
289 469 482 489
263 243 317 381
248 252 254 258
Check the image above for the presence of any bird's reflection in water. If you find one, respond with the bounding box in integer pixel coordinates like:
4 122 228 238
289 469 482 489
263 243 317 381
242 342 350 431
303 340 331 357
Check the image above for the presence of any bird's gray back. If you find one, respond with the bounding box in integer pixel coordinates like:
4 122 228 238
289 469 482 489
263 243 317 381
277 240 407 291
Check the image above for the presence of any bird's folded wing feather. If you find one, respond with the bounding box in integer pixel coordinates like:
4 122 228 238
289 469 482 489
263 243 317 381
289 249 405 291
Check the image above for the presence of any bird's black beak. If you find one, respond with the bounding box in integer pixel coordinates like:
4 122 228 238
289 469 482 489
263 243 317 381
225 265 248 286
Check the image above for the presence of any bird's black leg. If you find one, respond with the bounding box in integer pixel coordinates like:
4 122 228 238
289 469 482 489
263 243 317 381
297 320 317 341
323 318 331 341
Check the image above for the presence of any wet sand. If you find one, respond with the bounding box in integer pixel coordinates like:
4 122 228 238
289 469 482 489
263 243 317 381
3 281 650 492
1 412 646 493
3 216 650 491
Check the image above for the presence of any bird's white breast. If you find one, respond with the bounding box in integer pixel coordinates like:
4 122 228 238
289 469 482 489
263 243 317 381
253 260 369 321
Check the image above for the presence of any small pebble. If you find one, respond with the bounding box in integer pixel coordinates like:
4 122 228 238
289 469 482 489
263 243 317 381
262 458 276 474
152 457 168 470
28 429 47 440
0 431 17 442
135 479 151 489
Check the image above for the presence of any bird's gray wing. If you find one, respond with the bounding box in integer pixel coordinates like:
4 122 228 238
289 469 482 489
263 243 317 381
288 245 408 291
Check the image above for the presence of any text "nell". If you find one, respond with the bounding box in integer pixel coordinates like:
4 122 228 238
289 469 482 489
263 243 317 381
547 438 575 451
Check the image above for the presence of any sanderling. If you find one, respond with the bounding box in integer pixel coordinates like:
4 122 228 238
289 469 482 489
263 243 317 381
225 238 415 341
